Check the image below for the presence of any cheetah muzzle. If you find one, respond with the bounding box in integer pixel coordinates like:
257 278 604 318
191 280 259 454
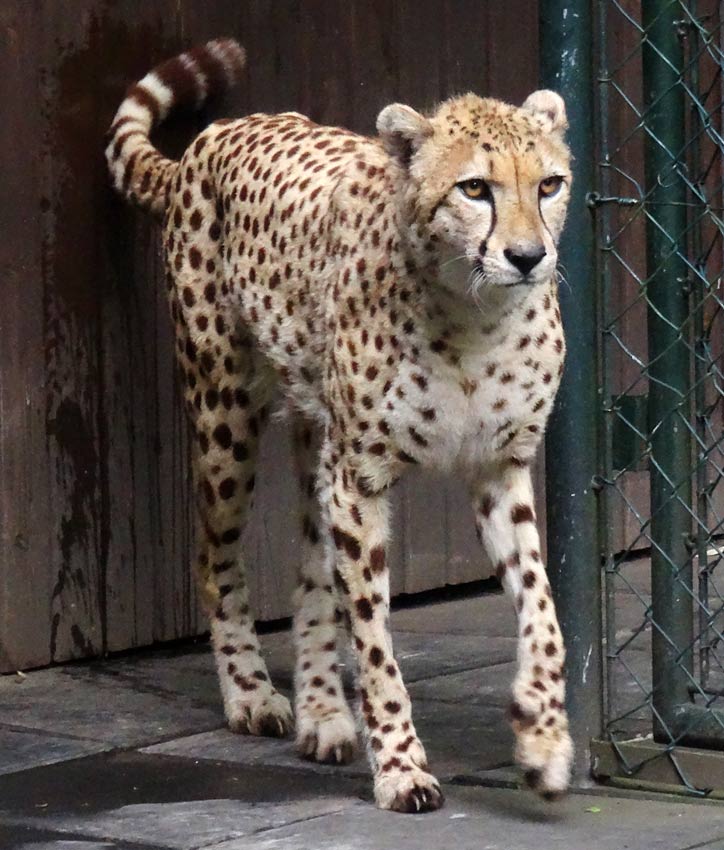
106 38 574 813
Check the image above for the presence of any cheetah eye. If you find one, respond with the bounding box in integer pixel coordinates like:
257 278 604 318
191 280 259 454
457 179 492 201
539 176 564 198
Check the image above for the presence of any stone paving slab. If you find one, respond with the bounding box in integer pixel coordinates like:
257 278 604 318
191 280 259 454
0 752 361 850
11 843 122 850
408 661 515 707
205 784 724 850
391 592 517 637
12 843 121 850
0 822 144 850
394 632 517 683
262 629 517 689
5 588 723 850
391 576 651 644
407 656 652 731
0 727 109 776
5 746 724 850
143 699 514 780
5 799 349 850
0 626 515 776
414 699 514 777
0 649 224 749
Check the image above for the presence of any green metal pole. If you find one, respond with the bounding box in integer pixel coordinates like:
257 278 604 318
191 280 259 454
540 0 603 776
641 0 694 740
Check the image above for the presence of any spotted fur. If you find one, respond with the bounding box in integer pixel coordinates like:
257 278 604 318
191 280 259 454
106 38 574 813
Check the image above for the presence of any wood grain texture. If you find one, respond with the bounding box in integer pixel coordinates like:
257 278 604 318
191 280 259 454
0 0 541 669
0 1 54 671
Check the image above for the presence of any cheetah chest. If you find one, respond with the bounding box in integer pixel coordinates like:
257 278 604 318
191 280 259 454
387 320 564 474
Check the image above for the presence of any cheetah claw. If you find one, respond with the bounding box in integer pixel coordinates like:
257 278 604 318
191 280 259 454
375 768 445 814
296 708 358 764
227 691 294 738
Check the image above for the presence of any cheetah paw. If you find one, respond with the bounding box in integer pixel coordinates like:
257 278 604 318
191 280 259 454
296 707 358 764
227 691 294 738
374 768 444 814
515 724 573 800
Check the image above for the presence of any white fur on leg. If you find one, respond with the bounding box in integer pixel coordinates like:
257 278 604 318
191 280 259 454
473 467 573 801
515 722 573 797
511 676 573 797
291 525 356 763
210 618 293 738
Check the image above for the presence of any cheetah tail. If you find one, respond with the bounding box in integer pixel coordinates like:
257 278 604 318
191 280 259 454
105 38 246 218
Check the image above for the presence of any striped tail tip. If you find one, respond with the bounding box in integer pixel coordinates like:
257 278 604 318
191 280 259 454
115 38 246 134
106 38 245 216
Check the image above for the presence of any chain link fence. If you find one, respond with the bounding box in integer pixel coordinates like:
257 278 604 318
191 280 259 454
592 0 724 794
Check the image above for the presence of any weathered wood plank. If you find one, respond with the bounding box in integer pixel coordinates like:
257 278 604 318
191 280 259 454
94 7 163 653
0 1 55 671
19 1 111 666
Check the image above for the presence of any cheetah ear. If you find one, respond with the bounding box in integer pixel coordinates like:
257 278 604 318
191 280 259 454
377 103 433 167
522 90 568 134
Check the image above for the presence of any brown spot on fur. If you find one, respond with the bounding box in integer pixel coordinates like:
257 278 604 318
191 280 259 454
511 504 535 524
332 526 361 560
369 545 386 574
355 597 374 621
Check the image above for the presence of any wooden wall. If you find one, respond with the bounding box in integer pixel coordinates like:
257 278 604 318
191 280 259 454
0 0 540 672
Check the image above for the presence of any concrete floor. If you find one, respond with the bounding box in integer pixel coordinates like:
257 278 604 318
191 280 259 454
1 588 723 850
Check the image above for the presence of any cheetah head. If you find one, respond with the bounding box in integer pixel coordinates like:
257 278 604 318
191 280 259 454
378 91 571 299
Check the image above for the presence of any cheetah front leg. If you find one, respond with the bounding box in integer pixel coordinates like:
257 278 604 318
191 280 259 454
322 456 444 813
472 464 573 798
291 417 357 764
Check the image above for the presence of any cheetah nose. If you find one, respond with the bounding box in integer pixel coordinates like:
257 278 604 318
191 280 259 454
504 246 547 276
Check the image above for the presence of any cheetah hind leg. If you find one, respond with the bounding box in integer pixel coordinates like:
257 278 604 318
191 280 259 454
186 333 292 740
291 416 358 764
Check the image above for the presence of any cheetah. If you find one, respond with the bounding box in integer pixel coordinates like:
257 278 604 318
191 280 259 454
106 38 574 813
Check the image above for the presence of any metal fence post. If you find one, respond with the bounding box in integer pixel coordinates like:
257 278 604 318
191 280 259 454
641 0 694 739
540 0 603 776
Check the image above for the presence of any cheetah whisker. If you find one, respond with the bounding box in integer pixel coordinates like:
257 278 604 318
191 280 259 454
440 253 470 270
469 268 493 311
556 266 572 296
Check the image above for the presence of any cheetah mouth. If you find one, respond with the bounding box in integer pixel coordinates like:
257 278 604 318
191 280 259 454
504 278 537 288
473 258 537 289
473 258 538 289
